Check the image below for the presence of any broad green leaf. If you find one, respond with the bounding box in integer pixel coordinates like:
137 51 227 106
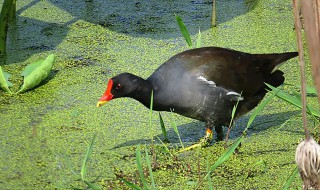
0 66 12 94
175 15 192 48
17 54 55 93
81 134 96 181
266 83 320 117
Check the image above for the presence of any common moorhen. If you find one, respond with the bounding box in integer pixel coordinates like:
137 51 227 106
97 47 297 146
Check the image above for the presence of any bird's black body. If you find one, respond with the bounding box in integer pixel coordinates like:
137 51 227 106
100 47 298 142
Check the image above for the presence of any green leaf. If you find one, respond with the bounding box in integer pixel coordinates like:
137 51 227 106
156 136 173 157
206 156 213 190
144 145 156 189
170 114 184 150
17 54 55 93
208 136 243 172
121 178 143 190
0 66 12 94
196 136 244 189
149 90 153 127
83 180 101 190
175 15 192 48
266 83 320 117
305 86 317 95
136 145 150 190
81 134 96 181
282 166 299 190
292 84 317 96
0 0 15 56
158 113 167 140
196 28 202 48
245 86 278 131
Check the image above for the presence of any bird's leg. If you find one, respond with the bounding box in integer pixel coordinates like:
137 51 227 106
177 122 213 152
215 125 224 141
198 121 214 147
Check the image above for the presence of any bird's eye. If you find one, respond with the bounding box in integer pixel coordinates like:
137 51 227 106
116 83 121 90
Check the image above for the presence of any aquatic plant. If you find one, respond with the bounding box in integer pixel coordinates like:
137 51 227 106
17 54 55 93
0 66 12 94
175 15 202 48
211 0 216 27
80 134 101 190
0 54 55 94
0 0 16 63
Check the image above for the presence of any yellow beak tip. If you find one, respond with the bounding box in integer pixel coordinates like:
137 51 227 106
96 101 108 108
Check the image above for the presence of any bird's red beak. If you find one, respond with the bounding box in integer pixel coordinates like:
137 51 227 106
97 79 114 107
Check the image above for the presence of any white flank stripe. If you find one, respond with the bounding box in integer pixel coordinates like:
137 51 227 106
227 91 244 100
197 76 207 81
197 76 216 86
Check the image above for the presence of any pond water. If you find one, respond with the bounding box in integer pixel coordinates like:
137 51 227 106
0 0 313 189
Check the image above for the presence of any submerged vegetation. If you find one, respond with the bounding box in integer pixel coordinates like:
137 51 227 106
0 0 318 189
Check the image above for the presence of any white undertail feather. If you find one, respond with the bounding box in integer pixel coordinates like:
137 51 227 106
271 62 284 73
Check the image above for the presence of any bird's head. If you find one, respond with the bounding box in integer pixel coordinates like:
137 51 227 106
96 73 143 107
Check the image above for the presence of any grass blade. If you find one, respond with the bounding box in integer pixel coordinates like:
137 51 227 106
83 180 101 190
196 28 202 48
136 145 150 190
158 113 168 141
266 83 320 117
149 90 153 126
245 87 279 132
156 136 173 157
175 15 192 48
81 133 97 181
282 166 299 190
196 136 244 189
206 156 213 190
121 178 143 190
144 145 156 189
170 116 185 150
305 85 317 96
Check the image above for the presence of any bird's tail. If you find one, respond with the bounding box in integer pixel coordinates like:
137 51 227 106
255 52 298 73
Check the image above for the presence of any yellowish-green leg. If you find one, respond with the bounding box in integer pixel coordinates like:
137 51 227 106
178 128 213 152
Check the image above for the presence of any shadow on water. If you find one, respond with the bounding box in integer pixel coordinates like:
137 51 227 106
111 110 300 149
52 0 260 38
6 0 259 64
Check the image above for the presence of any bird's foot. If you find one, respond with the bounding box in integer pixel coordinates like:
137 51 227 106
177 128 213 153
199 128 213 147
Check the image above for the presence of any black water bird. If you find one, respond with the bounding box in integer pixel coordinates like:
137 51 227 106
97 47 298 146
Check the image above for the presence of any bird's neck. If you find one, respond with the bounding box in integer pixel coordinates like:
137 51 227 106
129 78 154 109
